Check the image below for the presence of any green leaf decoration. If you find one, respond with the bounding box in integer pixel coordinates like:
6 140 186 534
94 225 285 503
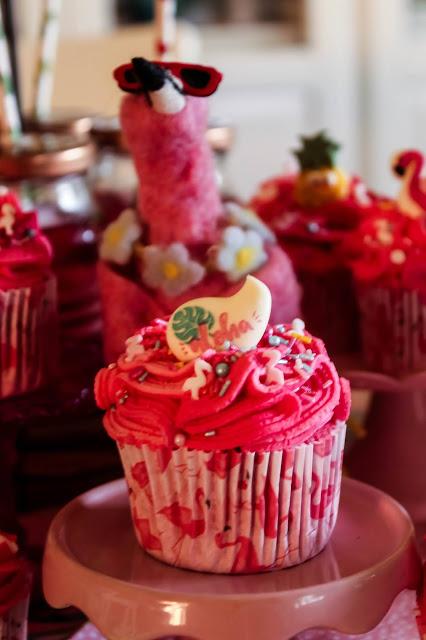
293 130 341 171
172 306 215 344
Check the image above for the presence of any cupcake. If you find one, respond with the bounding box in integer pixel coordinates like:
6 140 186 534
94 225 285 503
95 276 350 574
98 57 301 362
0 190 57 398
343 153 426 375
0 533 31 640
250 131 377 355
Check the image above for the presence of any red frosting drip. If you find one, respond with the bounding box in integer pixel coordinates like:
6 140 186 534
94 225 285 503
341 207 426 295
0 533 30 617
95 320 350 452
0 191 53 290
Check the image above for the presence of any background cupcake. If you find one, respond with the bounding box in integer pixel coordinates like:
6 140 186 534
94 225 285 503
95 277 350 574
343 203 426 375
250 131 377 355
0 532 31 640
0 190 57 399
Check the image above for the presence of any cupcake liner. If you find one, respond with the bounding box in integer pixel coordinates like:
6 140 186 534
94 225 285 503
0 276 57 399
0 597 29 640
357 286 426 375
297 267 360 356
118 422 346 574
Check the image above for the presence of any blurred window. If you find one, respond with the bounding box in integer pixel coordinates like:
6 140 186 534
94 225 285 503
116 0 305 40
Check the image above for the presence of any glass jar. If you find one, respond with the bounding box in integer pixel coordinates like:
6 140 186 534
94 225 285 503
91 116 138 227
24 109 93 139
0 133 102 378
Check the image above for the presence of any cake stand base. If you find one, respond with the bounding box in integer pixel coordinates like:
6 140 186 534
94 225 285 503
43 478 421 640
344 366 426 524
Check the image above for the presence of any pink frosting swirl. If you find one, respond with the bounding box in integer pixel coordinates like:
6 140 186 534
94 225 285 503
0 191 52 290
0 533 31 617
95 319 350 452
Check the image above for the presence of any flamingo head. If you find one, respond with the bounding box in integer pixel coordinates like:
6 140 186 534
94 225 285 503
113 57 222 115
392 149 423 178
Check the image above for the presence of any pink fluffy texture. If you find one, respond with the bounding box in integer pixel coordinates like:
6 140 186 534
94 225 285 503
99 244 301 363
95 319 350 452
121 94 223 244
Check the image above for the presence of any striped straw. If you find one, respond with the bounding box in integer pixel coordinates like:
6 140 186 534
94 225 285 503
154 0 177 60
32 0 62 120
0 4 21 141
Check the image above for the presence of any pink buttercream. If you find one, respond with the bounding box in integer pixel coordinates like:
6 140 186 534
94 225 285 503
0 191 52 291
95 320 350 452
0 533 30 618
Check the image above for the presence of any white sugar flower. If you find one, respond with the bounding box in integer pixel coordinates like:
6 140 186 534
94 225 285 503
214 226 267 282
141 243 205 297
225 202 276 243
99 209 141 265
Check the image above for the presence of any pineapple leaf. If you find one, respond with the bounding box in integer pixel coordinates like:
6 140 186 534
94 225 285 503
293 131 341 171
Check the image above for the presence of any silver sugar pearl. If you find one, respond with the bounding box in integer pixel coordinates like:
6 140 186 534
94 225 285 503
268 335 281 347
307 221 320 233
215 362 230 378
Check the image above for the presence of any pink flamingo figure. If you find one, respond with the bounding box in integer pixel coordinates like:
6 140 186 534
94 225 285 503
114 57 223 244
392 149 426 218
159 487 206 546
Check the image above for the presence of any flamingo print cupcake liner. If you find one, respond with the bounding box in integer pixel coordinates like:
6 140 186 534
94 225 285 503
0 598 29 640
119 422 346 574
357 287 426 375
0 277 57 399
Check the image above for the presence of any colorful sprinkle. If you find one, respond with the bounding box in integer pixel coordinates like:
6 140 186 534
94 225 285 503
204 430 216 437
138 371 149 383
219 379 232 397
268 335 281 347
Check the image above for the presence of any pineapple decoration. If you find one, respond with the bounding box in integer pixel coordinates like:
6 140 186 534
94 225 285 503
293 131 349 207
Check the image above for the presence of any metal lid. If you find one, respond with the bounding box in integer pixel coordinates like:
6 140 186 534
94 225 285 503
0 133 95 179
91 116 128 152
23 109 94 138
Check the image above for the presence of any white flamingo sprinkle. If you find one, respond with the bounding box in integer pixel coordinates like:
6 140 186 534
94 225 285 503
125 334 145 362
183 358 213 399
263 348 284 386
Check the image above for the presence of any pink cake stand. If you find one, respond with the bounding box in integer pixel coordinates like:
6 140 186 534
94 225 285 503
342 359 426 526
43 477 421 640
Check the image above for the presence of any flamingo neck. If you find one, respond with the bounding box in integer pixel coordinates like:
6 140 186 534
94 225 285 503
398 157 426 218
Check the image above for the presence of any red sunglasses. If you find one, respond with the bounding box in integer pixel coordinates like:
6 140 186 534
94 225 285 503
113 60 223 97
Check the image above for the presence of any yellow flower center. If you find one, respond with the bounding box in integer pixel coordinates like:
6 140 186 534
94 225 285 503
235 246 256 270
107 226 124 247
162 260 181 280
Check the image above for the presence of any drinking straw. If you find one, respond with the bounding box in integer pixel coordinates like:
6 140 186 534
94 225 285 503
32 0 62 120
154 0 177 60
1 0 20 115
0 2 21 141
